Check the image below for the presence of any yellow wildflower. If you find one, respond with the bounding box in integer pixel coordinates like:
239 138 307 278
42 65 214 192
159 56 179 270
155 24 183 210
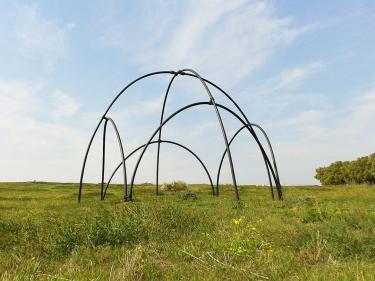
232 218 242 225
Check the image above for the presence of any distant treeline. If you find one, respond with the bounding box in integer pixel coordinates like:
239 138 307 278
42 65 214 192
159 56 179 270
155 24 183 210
315 153 375 185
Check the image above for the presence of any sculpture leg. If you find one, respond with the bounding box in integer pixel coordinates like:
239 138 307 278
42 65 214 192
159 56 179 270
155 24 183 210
101 119 108 200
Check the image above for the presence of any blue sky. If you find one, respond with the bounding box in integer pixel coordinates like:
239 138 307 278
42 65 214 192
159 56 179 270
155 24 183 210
0 0 374 185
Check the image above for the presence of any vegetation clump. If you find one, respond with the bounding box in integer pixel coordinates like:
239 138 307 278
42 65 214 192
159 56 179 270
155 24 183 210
315 153 375 185
1 182 375 280
160 180 188 191
180 192 198 201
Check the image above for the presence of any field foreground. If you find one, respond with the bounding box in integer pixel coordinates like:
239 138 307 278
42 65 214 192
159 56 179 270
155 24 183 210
0 182 375 280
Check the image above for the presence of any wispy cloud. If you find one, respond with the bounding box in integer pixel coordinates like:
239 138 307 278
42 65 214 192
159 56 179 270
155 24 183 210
7 4 74 70
275 62 325 90
240 61 327 119
272 85 375 185
52 90 80 119
1 1 373 186
0 77 86 181
100 0 315 85
252 61 326 95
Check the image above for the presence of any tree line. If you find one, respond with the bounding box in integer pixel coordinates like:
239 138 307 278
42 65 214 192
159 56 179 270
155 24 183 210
315 153 375 185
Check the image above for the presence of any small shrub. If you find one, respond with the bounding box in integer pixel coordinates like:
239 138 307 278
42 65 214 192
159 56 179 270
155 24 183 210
160 181 187 191
292 196 317 206
302 206 328 223
180 192 197 201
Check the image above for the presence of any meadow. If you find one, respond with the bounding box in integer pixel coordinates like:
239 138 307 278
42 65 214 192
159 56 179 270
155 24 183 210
0 182 374 280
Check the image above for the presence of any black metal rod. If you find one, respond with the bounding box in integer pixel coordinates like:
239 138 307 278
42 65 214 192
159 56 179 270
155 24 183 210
204 76 282 199
78 117 104 203
181 72 252 125
251 123 280 199
129 102 210 200
79 69 283 202
101 119 108 200
251 123 280 183
178 69 238 200
265 162 274 200
156 73 179 196
179 71 279 181
126 101 281 201
78 71 173 202
216 124 276 200
79 70 259 202
105 117 128 201
215 105 283 200
215 125 244 196
103 139 214 198
128 101 283 201
179 71 280 198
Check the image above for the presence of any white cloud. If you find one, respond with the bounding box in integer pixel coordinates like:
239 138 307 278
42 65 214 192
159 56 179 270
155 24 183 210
100 0 315 85
0 4 84 182
113 94 164 120
276 62 325 90
94 3 337 185
238 61 327 121
275 110 326 128
0 78 86 182
1 1 372 187
253 61 326 96
10 4 73 69
52 90 80 119
0 79 42 116
273 87 375 185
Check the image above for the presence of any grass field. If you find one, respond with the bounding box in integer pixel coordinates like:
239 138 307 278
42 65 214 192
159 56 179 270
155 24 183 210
0 182 375 280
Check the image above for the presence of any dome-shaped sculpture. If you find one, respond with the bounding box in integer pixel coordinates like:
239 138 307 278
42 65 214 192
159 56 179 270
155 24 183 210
78 69 283 202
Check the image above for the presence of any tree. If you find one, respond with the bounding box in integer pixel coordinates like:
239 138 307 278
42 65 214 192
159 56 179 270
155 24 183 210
315 153 375 185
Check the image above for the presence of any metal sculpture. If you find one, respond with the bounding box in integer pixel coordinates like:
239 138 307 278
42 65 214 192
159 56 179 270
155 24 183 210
78 69 283 202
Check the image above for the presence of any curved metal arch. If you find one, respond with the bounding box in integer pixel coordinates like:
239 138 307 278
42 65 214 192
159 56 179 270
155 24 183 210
180 71 257 136
103 139 214 199
154 70 269 198
156 73 179 195
79 69 259 202
101 118 107 200
78 69 283 203
250 123 277 200
151 68 238 201
102 117 128 200
126 101 282 201
78 71 173 202
251 123 280 182
216 123 281 200
173 71 279 198
128 101 211 201
214 105 283 200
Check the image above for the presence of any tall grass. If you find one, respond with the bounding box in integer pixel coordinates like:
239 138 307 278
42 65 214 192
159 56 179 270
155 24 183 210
0 182 374 280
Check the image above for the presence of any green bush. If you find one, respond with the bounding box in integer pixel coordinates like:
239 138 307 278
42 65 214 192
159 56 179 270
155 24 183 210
315 153 375 185
302 206 329 223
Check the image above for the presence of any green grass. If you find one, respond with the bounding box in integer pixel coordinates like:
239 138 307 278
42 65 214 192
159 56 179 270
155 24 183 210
1 182 375 280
